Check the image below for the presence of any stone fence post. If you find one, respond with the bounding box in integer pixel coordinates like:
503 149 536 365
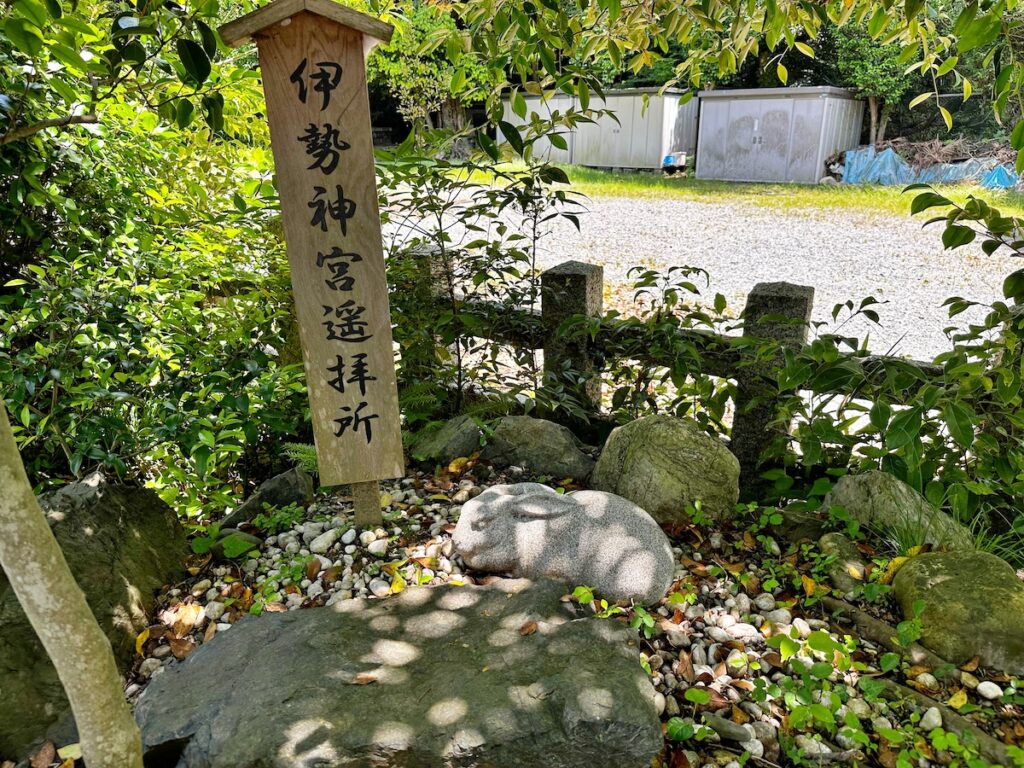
541 261 604 413
730 282 815 500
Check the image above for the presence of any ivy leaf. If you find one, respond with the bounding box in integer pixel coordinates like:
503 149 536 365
176 39 211 86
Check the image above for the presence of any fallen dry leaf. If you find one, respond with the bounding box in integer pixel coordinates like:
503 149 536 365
55 744 81 762
168 636 196 660
801 574 818 597
520 620 539 636
731 704 750 724
170 603 203 638
350 672 377 685
30 741 55 768
675 651 696 682
681 556 708 577
203 621 217 643
960 656 981 672
135 628 150 657
947 689 968 710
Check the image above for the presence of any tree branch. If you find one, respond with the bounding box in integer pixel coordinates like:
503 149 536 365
0 114 99 146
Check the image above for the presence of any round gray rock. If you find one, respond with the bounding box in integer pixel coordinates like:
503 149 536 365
590 415 740 523
454 483 674 604
482 416 595 480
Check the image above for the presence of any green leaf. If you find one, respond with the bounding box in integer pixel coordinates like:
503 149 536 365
886 407 922 450
941 224 975 249
935 56 958 77
498 120 524 155
776 62 788 84
1003 269 1024 300
1011 120 1024 151
175 98 196 129
957 13 1002 54
4 18 45 56
175 39 211 86
511 90 526 119
684 687 712 705
196 20 218 58
665 717 695 741
943 401 975 448
880 652 901 672
202 93 224 133
908 92 932 110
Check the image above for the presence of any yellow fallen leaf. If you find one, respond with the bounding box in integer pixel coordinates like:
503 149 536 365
947 689 968 710
880 556 909 585
846 564 865 580
172 603 203 638
906 545 927 557
802 575 817 597
390 572 406 594
379 492 392 508
57 744 82 761
135 628 150 657
59 760 74 768
448 456 471 474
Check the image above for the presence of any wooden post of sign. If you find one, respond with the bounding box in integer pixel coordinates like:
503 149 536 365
220 0 402 527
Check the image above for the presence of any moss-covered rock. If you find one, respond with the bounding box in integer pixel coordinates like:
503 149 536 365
590 415 740 523
410 414 483 465
0 475 187 758
482 416 594 480
821 471 973 550
893 551 1024 675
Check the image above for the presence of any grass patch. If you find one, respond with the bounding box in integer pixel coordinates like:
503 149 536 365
559 164 1024 217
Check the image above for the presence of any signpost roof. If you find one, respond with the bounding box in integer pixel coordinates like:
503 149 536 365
218 0 394 48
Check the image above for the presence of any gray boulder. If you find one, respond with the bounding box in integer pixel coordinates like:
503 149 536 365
453 483 674 604
821 471 973 550
0 474 187 758
893 551 1024 675
591 415 740 523
221 467 314 528
482 416 595 480
411 414 483 464
135 579 662 768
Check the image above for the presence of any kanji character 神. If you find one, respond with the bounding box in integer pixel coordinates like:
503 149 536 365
308 185 356 235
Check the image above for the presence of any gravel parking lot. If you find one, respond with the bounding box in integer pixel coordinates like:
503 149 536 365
537 196 1020 361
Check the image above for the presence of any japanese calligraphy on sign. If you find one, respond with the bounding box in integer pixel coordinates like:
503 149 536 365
220 0 402 488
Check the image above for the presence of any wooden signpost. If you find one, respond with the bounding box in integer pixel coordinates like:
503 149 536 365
220 0 402 526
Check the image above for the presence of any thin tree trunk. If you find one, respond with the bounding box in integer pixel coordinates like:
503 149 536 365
867 95 879 147
0 407 143 767
877 102 891 146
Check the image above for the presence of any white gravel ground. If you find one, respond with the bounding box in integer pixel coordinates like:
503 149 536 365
537 197 1021 361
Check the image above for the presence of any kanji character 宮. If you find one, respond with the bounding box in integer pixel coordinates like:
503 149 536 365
316 247 362 291
309 185 357 235
334 401 379 443
298 123 351 175
326 353 376 396
290 58 343 111
323 300 372 343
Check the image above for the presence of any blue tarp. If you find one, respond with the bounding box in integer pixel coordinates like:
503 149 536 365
842 146 1019 189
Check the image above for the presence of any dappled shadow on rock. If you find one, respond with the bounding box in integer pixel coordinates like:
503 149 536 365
135 578 662 768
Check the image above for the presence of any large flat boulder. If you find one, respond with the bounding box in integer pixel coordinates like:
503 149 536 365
454 483 674 604
591 415 740 523
821 471 973 550
893 551 1024 675
136 579 662 768
0 474 187 758
482 416 595 480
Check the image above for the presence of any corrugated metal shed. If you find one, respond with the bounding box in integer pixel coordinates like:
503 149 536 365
695 86 864 183
501 88 699 169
